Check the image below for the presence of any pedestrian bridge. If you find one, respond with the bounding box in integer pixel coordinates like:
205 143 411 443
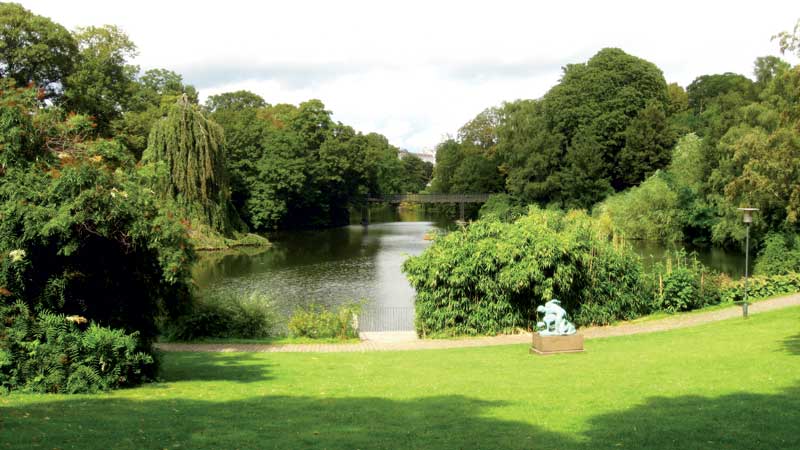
366 193 491 204
362 193 492 223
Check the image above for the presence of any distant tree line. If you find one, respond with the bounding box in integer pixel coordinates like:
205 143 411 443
432 32 800 250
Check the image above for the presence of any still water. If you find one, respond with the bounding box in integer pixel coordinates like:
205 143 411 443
193 208 448 322
193 207 747 325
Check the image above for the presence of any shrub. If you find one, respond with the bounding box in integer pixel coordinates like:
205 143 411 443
403 207 649 336
754 232 800 276
288 303 360 339
721 273 800 303
594 172 683 243
478 194 526 223
0 86 195 352
660 267 700 312
647 250 722 312
162 292 278 341
0 302 153 393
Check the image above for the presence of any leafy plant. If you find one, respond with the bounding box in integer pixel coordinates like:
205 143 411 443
162 292 278 341
0 302 153 393
288 303 360 339
403 207 649 336
754 232 800 275
647 250 723 312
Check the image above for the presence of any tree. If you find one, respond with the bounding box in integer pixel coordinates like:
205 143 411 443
686 73 756 114
0 3 76 97
497 99 564 204
773 19 800 57
62 25 139 134
206 91 268 221
458 106 502 150
617 102 676 187
0 83 194 350
545 48 670 191
143 96 242 236
113 69 199 159
753 56 790 90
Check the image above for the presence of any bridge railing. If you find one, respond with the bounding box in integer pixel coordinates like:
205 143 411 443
367 193 491 204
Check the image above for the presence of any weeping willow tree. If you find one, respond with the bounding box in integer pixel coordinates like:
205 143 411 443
144 95 243 236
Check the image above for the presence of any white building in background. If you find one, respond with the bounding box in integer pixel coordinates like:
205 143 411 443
415 149 436 165
397 148 436 165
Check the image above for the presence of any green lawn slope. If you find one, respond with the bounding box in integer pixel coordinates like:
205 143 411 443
3 307 799 449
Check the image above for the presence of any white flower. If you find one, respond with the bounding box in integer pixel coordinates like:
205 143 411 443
8 249 25 263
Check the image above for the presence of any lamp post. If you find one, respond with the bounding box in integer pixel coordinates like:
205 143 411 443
737 208 758 319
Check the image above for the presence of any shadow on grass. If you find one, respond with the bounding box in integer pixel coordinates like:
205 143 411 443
157 352 274 383
583 385 800 449
2 386 799 449
783 332 800 355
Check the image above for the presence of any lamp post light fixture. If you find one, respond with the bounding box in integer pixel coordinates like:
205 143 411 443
737 207 758 319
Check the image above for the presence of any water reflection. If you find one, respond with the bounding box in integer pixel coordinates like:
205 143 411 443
193 206 749 325
630 240 746 278
193 207 448 318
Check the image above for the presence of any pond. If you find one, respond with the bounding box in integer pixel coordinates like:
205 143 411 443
192 206 449 330
193 207 749 330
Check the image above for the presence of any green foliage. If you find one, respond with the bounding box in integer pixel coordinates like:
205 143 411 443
288 303 360 339
62 25 139 135
0 86 195 347
494 48 674 210
754 232 800 275
143 95 243 236
403 207 648 336
0 302 153 393
478 194 526 222
595 172 683 242
0 3 77 97
647 250 723 312
430 107 504 196
163 292 278 341
687 73 756 114
721 273 800 303
773 19 800 57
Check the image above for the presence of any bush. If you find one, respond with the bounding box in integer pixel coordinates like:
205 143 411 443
647 250 723 312
288 303 360 339
754 232 800 276
0 86 195 350
403 207 650 336
162 292 278 341
594 172 684 243
478 194 526 223
721 273 800 303
0 302 153 393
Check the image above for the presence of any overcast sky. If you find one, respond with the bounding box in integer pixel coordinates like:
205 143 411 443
20 0 800 151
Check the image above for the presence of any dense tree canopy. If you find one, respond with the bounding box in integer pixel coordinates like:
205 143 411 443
0 3 76 97
0 83 194 346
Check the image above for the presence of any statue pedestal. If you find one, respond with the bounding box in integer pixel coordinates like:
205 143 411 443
530 333 584 355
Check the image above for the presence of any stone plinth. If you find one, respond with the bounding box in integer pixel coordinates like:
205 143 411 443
530 333 584 355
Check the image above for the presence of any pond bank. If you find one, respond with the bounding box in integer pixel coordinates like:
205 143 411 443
156 292 800 353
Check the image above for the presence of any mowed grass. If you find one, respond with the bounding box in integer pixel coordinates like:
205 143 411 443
2 308 799 450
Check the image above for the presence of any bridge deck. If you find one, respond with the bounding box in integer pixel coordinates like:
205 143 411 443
367 193 491 204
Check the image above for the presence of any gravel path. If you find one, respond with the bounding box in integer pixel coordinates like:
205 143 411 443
156 293 800 353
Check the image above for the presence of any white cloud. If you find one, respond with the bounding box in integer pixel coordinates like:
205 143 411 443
18 0 800 150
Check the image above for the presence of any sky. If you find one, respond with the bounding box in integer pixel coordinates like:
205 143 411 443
19 0 800 152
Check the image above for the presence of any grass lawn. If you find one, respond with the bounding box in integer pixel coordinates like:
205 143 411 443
2 308 799 450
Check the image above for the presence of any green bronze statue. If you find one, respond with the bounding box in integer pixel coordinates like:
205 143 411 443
536 299 576 336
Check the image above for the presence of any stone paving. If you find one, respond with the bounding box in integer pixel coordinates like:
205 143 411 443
155 293 800 354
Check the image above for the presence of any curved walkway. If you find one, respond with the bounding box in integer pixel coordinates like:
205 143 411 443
156 293 800 353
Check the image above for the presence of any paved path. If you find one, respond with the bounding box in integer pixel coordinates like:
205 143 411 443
156 293 800 353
